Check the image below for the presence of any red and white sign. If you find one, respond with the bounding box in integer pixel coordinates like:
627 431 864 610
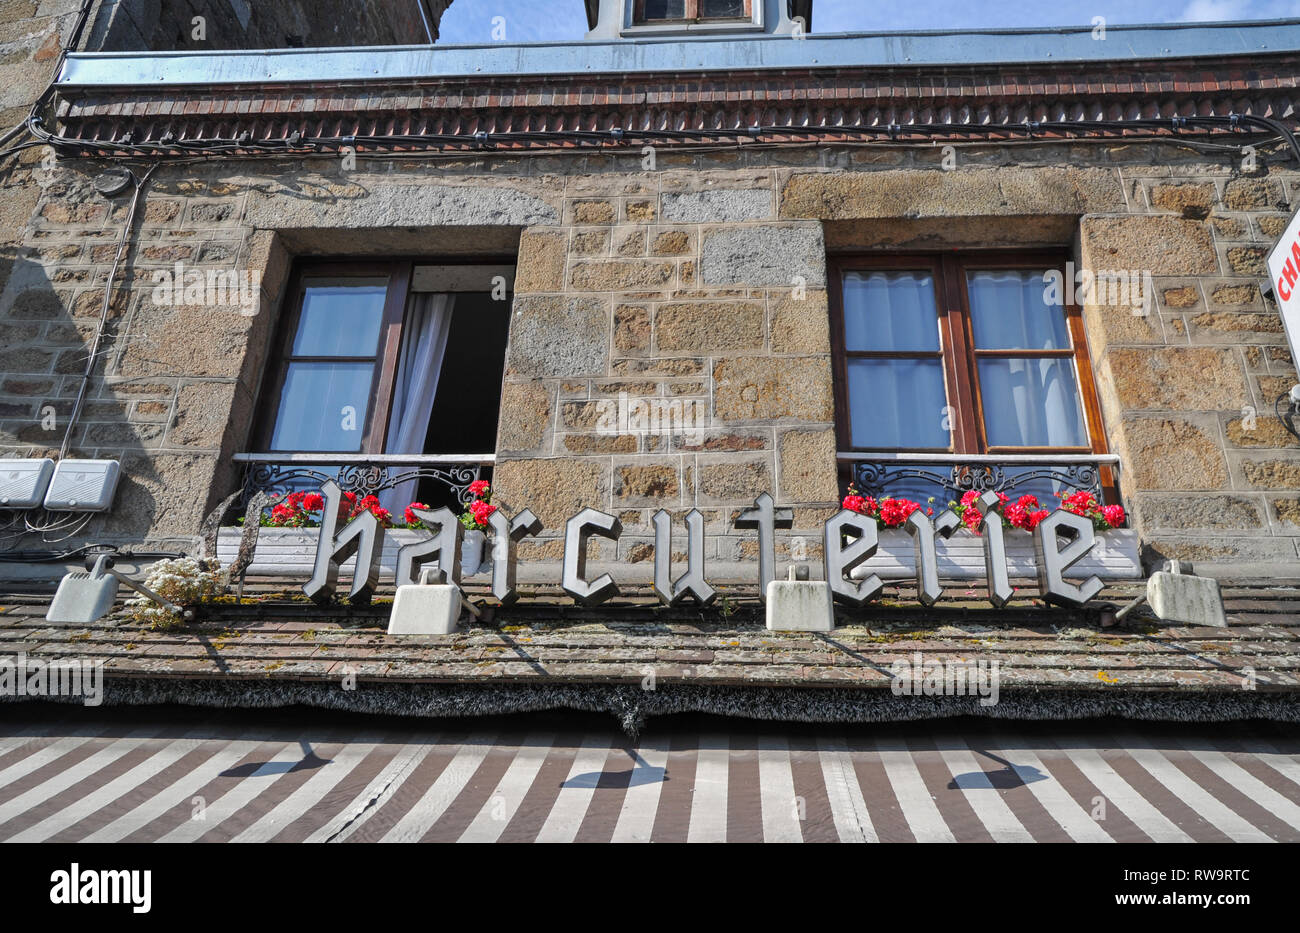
1266 206 1300 373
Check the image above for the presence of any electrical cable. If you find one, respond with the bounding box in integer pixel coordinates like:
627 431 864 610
27 512 93 543
24 0 94 130
1276 391 1300 445
0 544 188 563
58 163 156 460
0 122 28 149
35 113 1299 165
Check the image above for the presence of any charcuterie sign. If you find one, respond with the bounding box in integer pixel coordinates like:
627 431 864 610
302 481 1105 609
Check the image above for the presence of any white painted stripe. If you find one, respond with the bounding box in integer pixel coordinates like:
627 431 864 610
609 736 670 843
379 733 497 843
0 721 66 752
307 735 442 843
686 734 728 844
533 736 610 844
935 740 1033 843
1059 746 1194 843
1117 740 1274 843
1179 744 1300 833
1235 739 1300 789
0 728 156 823
458 733 556 843
874 739 955 843
982 738 1113 843
153 739 310 843
0 727 111 793
7 728 212 842
757 736 803 843
81 733 278 843
228 736 386 843
816 737 877 843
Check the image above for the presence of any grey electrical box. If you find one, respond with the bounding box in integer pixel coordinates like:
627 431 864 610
0 458 54 508
43 459 121 512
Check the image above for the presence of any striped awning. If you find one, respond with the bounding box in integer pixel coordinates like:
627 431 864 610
1 714 1297 842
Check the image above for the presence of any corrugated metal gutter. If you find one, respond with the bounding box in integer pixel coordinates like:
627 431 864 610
56 18 1300 87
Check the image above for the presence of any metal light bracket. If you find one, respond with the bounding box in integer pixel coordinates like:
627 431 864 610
46 554 187 624
1113 560 1228 628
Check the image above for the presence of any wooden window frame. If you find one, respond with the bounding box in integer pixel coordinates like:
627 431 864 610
828 250 1111 463
254 260 412 455
633 0 752 24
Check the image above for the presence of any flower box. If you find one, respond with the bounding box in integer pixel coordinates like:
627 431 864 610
216 527 491 578
850 527 1141 581
219 525 1142 583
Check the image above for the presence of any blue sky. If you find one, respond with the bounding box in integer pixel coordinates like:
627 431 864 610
436 0 1300 43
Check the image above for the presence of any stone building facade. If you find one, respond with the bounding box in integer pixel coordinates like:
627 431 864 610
1 2 1298 582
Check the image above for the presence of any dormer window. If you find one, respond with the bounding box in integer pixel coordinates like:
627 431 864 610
586 0 804 40
635 0 750 23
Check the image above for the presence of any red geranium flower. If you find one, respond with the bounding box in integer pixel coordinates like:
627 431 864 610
878 497 921 528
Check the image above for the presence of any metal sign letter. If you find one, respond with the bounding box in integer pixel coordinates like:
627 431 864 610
303 480 386 606
562 508 622 606
652 509 716 606
1034 509 1103 606
735 492 794 602
823 508 884 606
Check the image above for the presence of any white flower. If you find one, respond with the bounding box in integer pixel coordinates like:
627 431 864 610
127 558 228 629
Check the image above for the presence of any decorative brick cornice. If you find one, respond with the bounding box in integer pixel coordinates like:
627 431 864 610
53 53 1300 155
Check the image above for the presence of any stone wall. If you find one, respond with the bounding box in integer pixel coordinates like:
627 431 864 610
0 162 284 551
784 144 1300 576
85 0 449 51
1 90 1298 574
495 168 838 570
0 1 84 248
1078 171 1300 575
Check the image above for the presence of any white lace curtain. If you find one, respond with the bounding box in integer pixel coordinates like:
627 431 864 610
380 292 454 514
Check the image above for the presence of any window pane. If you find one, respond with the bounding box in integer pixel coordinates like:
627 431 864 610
700 0 745 16
967 270 1071 350
643 0 686 19
292 278 388 357
842 271 941 352
978 357 1088 447
847 359 950 449
270 362 375 451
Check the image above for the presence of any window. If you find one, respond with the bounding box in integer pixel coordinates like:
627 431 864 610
830 252 1114 497
264 266 406 454
255 260 512 506
634 0 750 24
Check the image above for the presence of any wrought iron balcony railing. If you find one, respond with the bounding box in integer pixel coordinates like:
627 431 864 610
231 453 494 509
839 452 1121 508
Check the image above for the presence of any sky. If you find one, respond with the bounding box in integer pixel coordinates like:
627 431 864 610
435 0 1300 44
